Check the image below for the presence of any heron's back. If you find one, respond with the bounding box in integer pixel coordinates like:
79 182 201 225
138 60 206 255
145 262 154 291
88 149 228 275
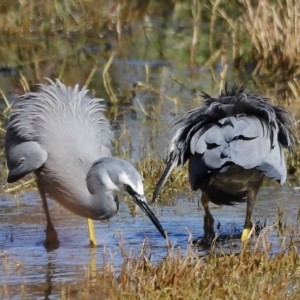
8 79 113 217
162 85 296 205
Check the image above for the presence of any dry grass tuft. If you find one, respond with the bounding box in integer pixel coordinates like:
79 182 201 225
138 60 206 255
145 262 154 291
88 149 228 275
216 0 300 85
238 0 300 79
59 230 300 299
135 155 189 205
0 0 152 36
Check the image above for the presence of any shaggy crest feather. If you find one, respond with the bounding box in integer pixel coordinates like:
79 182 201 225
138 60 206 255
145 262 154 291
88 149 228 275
167 84 296 169
6 78 113 208
8 78 113 146
153 84 297 243
5 79 167 244
153 84 297 204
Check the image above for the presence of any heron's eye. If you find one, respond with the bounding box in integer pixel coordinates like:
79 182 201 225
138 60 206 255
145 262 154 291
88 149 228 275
123 184 130 190
123 184 135 195
17 157 25 167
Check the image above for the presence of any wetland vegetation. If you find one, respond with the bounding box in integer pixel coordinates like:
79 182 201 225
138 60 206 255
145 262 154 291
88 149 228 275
1 0 300 298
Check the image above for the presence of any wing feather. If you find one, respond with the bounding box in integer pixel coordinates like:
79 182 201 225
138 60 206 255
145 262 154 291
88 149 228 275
154 84 297 199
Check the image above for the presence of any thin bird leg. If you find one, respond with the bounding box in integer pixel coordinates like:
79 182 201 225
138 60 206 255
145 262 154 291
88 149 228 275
241 190 257 242
36 181 59 248
87 218 97 247
201 192 215 243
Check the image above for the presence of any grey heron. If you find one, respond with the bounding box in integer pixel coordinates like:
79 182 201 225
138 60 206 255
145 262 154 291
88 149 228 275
153 84 296 244
5 79 166 248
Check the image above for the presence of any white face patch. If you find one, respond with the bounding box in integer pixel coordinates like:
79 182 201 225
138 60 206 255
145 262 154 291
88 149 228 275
101 171 119 191
119 172 144 195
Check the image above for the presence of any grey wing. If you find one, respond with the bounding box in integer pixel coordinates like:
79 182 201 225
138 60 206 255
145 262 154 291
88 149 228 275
256 137 287 184
5 127 48 182
190 115 287 184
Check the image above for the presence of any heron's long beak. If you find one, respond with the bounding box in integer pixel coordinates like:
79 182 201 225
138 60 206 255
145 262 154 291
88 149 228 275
7 166 26 183
132 194 166 239
152 158 176 203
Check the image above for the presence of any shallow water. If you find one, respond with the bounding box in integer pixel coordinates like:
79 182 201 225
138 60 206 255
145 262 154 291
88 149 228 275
1 182 300 298
1 4 300 298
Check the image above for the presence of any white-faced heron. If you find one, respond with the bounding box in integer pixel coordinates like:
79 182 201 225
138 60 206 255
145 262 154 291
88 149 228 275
153 84 296 244
5 79 166 248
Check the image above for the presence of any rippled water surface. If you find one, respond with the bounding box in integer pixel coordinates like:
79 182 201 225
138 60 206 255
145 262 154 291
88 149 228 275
1 182 300 298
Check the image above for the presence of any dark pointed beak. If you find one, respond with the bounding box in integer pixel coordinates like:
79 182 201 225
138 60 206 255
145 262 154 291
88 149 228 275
132 194 166 239
152 158 175 203
7 167 26 183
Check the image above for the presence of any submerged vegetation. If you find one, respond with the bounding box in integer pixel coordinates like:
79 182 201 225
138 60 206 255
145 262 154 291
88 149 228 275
1 0 300 299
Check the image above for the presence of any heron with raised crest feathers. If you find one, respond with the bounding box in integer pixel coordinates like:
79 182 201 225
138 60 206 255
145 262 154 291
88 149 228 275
153 84 296 244
5 79 166 249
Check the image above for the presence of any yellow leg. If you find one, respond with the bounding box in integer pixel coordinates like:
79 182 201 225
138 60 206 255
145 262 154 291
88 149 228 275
241 228 250 242
242 176 263 243
87 218 97 247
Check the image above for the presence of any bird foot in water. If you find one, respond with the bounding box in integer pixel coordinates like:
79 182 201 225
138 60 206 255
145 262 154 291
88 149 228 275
194 235 215 248
43 225 60 250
